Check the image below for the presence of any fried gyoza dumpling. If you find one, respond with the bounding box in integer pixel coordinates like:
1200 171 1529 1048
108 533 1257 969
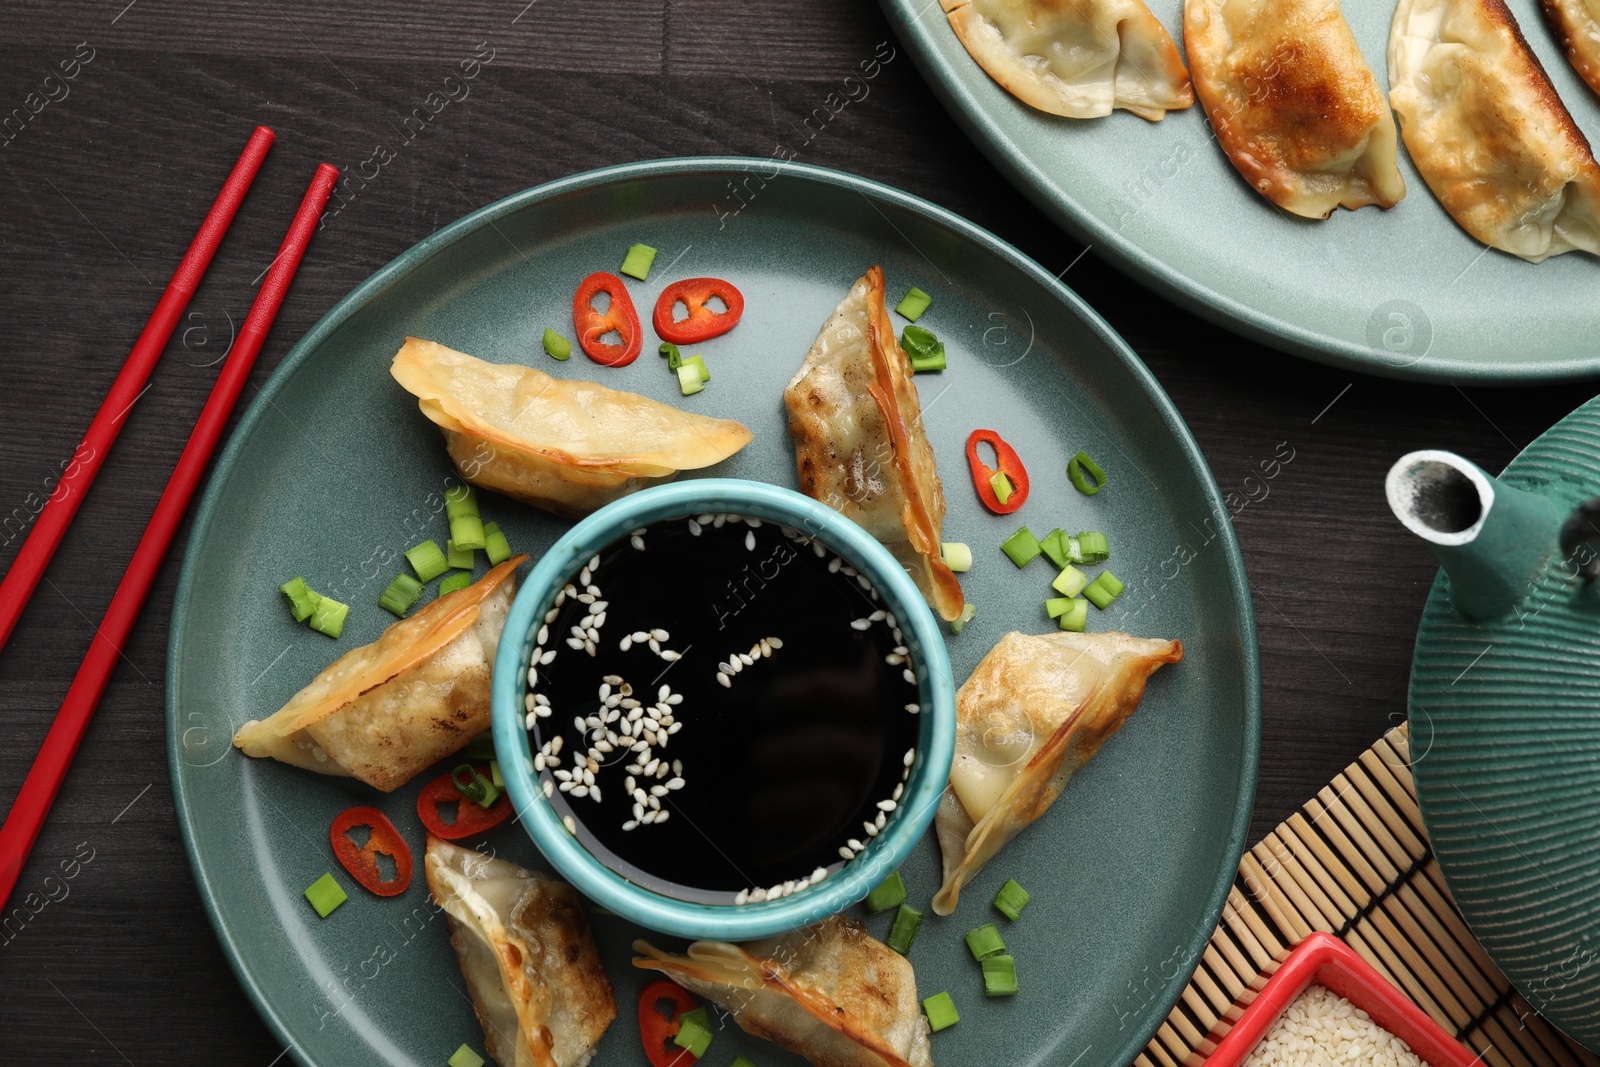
1186 0 1405 217
392 338 754 518
1542 0 1600 97
1390 0 1600 260
942 0 1193 120
232 557 526 791
783 268 964 622
932 630 1182 915
634 915 932 1067
425 838 616 1067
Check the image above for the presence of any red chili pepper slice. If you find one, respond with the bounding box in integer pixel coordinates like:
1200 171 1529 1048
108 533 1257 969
416 766 514 841
652 277 746 345
638 979 700 1067
572 271 644 366
329 806 414 897
967 428 1031 515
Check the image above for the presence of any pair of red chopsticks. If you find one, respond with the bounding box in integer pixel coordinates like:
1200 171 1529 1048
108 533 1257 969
0 126 339 908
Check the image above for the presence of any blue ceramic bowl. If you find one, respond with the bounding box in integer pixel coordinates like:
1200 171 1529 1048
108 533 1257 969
491 478 956 940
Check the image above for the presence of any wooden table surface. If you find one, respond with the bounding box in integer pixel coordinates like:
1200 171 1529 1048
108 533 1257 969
0 1 1591 1062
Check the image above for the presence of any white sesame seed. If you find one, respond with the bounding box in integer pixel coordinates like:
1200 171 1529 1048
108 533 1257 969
877 799 897 812
904 749 916 766
717 673 732 688
566 637 584 650
605 694 622 708
842 565 858 576
864 821 879 837
875 810 887 828
633 630 648 642
646 705 663 721
571 784 589 798
584 640 596 656
905 703 920 713
633 802 645 820
543 779 555 798
644 758 660 776
648 795 661 810
563 815 576 834
812 866 828 883
857 575 871 590
892 783 903 801
544 607 560 623
525 712 538 729
558 780 574 793
651 784 668 797
573 716 586 731
631 535 646 551
668 693 683 705
577 593 595 605
885 654 904 665
579 568 591 586
902 668 916 685
667 723 682 734
697 513 714 524
634 788 648 805
620 635 633 651
623 820 638 831
554 769 572 781
660 649 681 662
744 530 756 551
717 662 732 675
599 683 612 699
534 753 546 771
666 777 685 790
656 763 669 779
713 514 726 528
735 888 749 905
828 557 842 573
767 636 784 649
750 888 767 903
850 618 871 631
813 541 827 558
848 838 865 852
689 520 702 536
838 846 853 860
648 639 661 654
738 652 754 666
540 649 556 665
595 740 612 753
869 610 886 622
526 694 537 712
550 736 563 754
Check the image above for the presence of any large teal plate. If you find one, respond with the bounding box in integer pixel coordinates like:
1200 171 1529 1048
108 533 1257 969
882 0 1600 382
1410 395 1600 1051
167 158 1260 1067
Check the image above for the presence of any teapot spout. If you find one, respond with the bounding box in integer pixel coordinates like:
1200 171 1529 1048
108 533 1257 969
1386 450 1564 619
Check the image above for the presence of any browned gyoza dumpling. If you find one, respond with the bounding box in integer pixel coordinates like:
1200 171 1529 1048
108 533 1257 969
392 338 754 518
1185 0 1405 217
232 557 527 792
943 0 1194 120
425 838 616 1067
1540 0 1600 98
1390 0 1600 260
933 630 1182 915
783 267 964 622
634 915 932 1067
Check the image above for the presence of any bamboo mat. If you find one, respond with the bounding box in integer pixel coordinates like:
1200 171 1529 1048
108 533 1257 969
1137 723 1600 1067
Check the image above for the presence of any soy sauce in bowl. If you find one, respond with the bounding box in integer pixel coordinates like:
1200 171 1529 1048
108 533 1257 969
523 512 922 905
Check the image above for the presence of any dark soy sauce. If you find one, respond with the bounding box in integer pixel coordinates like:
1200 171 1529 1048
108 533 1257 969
527 514 921 904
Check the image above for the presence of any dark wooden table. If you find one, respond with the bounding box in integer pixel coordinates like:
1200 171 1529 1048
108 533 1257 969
0 1 1590 1062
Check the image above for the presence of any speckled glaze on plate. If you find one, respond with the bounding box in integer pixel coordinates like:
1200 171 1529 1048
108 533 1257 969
881 0 1600 382
166 157 1260 1067
1410 395 1600 1052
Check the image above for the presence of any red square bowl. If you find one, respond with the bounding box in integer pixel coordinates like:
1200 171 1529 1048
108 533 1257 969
1203 932 1482 1067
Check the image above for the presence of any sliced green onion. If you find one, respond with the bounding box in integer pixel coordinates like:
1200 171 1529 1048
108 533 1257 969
989 471 1014 506
1084 570 1124 609
490 760 503 789
941 542 973 572
1058 598 1089 632
900 324 946 373
993 878 1031 921
450 514 487 553
673 1008 712 1056
895 286 932 321
677 363 704 396
304 872 347 918
886 903 923 956
542 328 571 361
659 341 683 370
965 923 1007 961
683 354 710 382
1075 530 1110 564
620 242 658 281
452 764 501 808
482 521 513 566
439 571 473 597
1038 529 1069 570
444 484 480 521
865 871 907 914
729 1058 759 1067
445 539 474 570
378 573 424 617
1069 450 1107 495
1051 565 1088 598
949 603 977 634
447 1046 485 1067
308 595 349 639
1001 527 1042 567
1045 596 1073 619
923 991 959 1032
983 954 1019 997
459 731 497 761
407 539 450 582
280 576 322 622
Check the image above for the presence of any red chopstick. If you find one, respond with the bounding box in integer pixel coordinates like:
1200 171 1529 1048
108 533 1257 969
0 163 340 908
0 126 276 655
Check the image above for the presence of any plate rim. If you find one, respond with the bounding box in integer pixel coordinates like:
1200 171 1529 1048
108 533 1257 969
165 155 1263 1067
878 0 1600 385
